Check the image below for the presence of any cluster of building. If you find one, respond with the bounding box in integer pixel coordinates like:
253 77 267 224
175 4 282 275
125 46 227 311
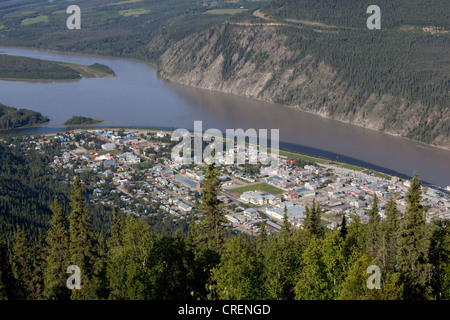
13 128 450 235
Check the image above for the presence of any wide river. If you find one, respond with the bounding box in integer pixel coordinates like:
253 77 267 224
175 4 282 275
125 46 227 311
0 47 449 187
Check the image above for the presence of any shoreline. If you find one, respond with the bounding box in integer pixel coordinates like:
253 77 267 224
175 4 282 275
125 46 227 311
1 45 448 152
0 46 450 151
24 125 446 190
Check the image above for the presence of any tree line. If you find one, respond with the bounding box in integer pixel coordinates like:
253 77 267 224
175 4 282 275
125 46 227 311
0 55 81 80
0 103 49 131
1 163 449 300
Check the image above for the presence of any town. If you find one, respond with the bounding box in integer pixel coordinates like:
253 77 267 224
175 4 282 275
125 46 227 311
7 128 450 236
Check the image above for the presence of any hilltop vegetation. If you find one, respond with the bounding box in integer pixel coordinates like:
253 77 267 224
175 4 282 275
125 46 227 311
263 0 450 27
0 103 49 130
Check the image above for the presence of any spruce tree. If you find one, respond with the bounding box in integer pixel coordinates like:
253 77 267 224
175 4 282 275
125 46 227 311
367 194 381 261
294 237 331 300
303 199 323 238
428 219 450 299
256 221 267 256
31 231 46 300
396 174 432 299
381 196 399 271
211 237 263 299
12 226 34 299
343 212 367 262
68 177 95 299
0 236 16 300
339 254 403 300
92 231 109 299
107 207 124 299
44 199 70 300
191 162 227 254
339 215 348 240
280 206 292 242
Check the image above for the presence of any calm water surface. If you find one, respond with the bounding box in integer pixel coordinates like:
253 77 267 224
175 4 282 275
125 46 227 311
0 47 449 187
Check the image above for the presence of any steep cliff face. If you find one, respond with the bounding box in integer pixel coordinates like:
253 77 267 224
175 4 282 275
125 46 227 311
157 23 449 149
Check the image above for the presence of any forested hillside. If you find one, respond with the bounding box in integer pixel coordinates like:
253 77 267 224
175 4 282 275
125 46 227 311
0 103 48 130
0 0 448 147
157 3 450 148
263 0 450 27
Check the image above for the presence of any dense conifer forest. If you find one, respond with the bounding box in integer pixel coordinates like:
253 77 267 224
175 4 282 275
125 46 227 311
0 103 48 130
0 54 81 80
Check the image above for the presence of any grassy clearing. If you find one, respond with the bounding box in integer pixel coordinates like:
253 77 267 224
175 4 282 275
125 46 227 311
119 8 151 17
230 183 283 195
21 15 49 26
56 62 116 79
279 149 366 172
52 10 67 15
279 149 327 164
105 0 142 6
204 8 248 15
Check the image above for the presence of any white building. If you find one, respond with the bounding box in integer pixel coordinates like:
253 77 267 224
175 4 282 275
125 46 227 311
266 202 306 223
101 143 116 151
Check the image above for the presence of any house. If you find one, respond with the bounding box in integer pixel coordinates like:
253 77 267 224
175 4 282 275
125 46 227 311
174 174 201 189
161 168 174 178
244 208 260 219
157 131 168 138
225 215 240 224
240 191 280 205
101 143 116 151
266 202 306 223
95 153 114 161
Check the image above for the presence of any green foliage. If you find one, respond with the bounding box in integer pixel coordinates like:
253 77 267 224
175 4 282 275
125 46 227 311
44 200 70 300
294 237 331 300
428 219 450 299
263 0 450 28
0 54 80 80
190 162 227 254
63 116 103 126
68 177 96 299
0 103 48 130
303 199 324 238
12 226 34 299
380 196 400 272
396 174 432 299
367 195 382 260
339 254 403 300
0 236 16 300
211 237 263 299
88 63 116 75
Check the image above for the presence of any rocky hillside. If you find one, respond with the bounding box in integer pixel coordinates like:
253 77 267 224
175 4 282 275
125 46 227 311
157 7 450 149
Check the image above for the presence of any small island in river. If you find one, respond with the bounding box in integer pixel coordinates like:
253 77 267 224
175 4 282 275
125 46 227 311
64 116 103 126
0 54 116 81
